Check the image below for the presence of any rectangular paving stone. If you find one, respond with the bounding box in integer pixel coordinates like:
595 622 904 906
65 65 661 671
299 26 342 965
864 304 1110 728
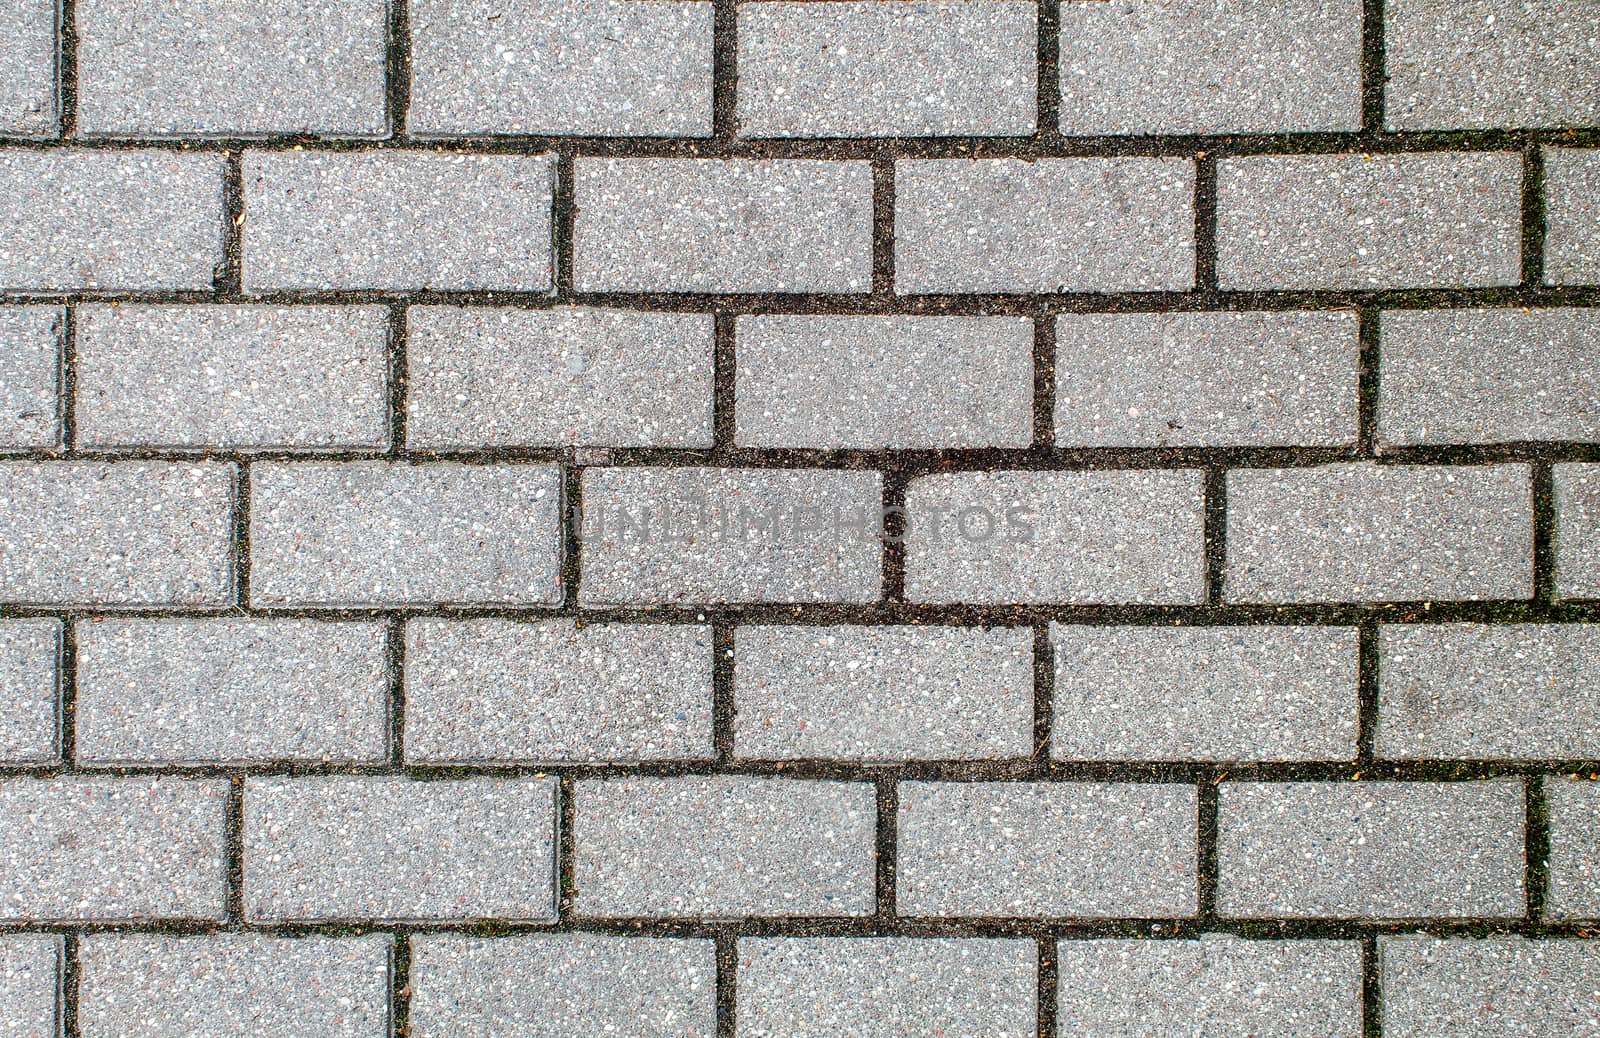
1544 148 1600 286
0 619 56 764
1052 624 1359 762
574 159 873 293
0 151 223 291
1055 311 1359 447
0 0 56 136
897 782 1198 918
75 618 388 766
243 151 554 291
244 776 558 923
0 306 60 449
410 935 716 1038
904 469 1206 605
738 938 1036 1038
580 467 882 606
1554 464 1600 599
1216 153 1523 290
0 461 236 607
76 304 390 451
1380 308 1600 445
1225 463 1533 603
76 0 387 136
736 315 1033 448
406 307 714 449
1381 936 1600 1038
0 936 59 1038
1217 781 1526 919
896 158 1196 293
410 0 713 137
0 777 226 922
573 776 876 919
737 1 1036 138
250 462 563 607
1054 937 1363 1038
1058 0 1361 135
734 625 1033 762
1378 624 1600 760
78 935 391 1038
1546 778 1600 921
404 619 713 764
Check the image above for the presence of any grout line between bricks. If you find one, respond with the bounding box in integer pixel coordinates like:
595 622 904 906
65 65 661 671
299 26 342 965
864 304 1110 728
870 155 895 298
1034 0 1061 147
385 0 411 138
1524 774 1550 924
224 773 244 925
56 619 76 771
217 153 244 298
1034 935 1057 1038
557 775 576 924
390 930 411 1038
386 616 406 766
1521 144 1547 288
1030 315 1056 449
56 304 76 454
1196 773 1220 919
879 471 908 603
1356 620 1380 769
711 0 737 145
61 932 79 1038
233 464 251 610
1193 150 1218 290
713 313 737 456
714 931 737 1038
1030 623 1053 769
552 150 576 301
874 776 898 925
1362 935 1382 1038
1533 462 1557 605
713 624 735 764
1357 309 1381 457
56 0 76 139
1203 468 1227 603
1360 0 1386 135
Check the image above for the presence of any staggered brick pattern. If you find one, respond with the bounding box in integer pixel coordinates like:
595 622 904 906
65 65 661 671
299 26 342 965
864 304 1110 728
0 0 1598 1034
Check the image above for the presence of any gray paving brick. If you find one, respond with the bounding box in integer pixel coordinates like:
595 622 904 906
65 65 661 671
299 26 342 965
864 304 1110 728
410 0 712 137
243 152 554 291
1545 148 1600 286
1052 624 1359 762
406 308 714 449
76 0 387 137
1054 936 1364 1038
1381 936 1600 1038
404 619 713 764
574 159 873 293
75 618 388 766
1216 153 1524 290
903 469 1206 605
573 776 876 919
897 782 1198 918
1055 311 1359 448
737 938 1036 1038
0 935 59 1038
0 461 235 607
1217 781 1526 919
1554 464 1600 599
0 151 223 292
1057 0 1363 135
1378 624 1600 760
0 777 226 922
410 935 716 1038
1225 463 1533 603
0 0 55 136
736 315 1033 448
1386 1 1600 130
734 625 1033 762
244 776 558 923
736 1 1036 138
579 467 882 606
0 307 60 449
78 935 391 1038
0 619 56 764
76 304 389 451
895 158 1196 293
1546 778 1600 921
250 461 562 607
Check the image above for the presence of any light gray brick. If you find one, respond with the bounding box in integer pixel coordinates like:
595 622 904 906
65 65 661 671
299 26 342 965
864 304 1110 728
1054 937 1363 1038
896 782 1198 918
410 0 712 137
738 938 1036 1038
0 151 223 291
1378 624 1600 760
1055 311 1359 448
410 935 716 1038
244 776 558 923
76 0 387 136
1217 781 1526 919
1545 148 1600 286
1216 153 1523 290
76 304 389 451
0 936 59 1038
574 159 873 293
406 308 714 449
1225 463 1533 603
736 1 1036 138
1546 778 1600 921
0 777 226 922
734 625 1033 762
1381 936 1600 1038
579 467 882 606
1052 624 1359 762
895 158 1196 293
0 619 56 765
404 619 713 764
243 151 554 291
0 461 235 607
250 462 563 607
0 307 60 449
1554 464 1600 599
1386 1 1600 130
75 618 388 766
904 469 1206 605
78 935 391 1038
573 776 876 919
0 0 55 136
